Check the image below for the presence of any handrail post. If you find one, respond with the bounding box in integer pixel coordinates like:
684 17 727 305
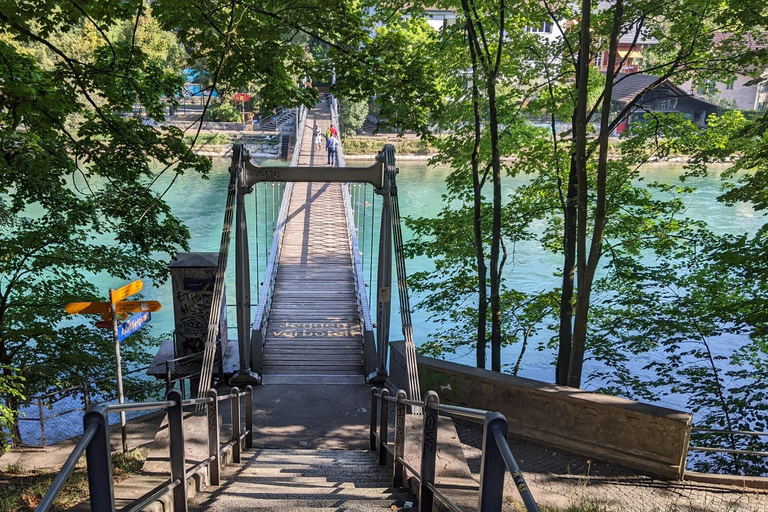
370 387 378 450
374 172 392 382
393 390 407 487
83 405 115 511
245 385 254 449
379 388 390 465
167 388 188 512
420 391 439 512
234 155 259 384
231 386 241 463
479 412 507 511
207 388 221 486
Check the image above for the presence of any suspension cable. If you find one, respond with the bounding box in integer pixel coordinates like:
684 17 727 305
196 153 238 397
385 148 422 403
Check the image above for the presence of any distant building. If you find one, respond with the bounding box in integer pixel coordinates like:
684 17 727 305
678 33 768 112
611 73 719 134
424 8 457 31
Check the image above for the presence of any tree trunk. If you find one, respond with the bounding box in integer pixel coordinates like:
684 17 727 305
489 76 503 372
466 18 488 369
568 0 623 388
556 156 577 385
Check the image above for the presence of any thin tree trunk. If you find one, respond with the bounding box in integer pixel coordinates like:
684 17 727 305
489 77 502 372
466 18 488 369
566 0 593 388
569 0 623 388
557 155 577 385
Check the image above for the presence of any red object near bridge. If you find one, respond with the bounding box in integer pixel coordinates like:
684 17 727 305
234 93 251 102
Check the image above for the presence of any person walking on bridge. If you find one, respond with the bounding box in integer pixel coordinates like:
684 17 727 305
326 134 339 166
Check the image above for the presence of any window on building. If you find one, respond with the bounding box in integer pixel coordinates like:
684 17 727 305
594 52 603 68
657 98 678 110
527 22 553 33
697 80 716 95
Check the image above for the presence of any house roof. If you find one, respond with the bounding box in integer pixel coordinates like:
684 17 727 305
611 73 720 111
612 73 664 105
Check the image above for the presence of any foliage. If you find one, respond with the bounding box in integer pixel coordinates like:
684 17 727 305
339 97 369 135
0 449 146 511
202 102 243 122
342 137 434 155
0 3 212 445
183 133 232 146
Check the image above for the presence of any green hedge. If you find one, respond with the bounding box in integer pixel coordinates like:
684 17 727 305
343 137 434 155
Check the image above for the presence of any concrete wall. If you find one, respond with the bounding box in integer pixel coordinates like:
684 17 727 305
389 342 692 479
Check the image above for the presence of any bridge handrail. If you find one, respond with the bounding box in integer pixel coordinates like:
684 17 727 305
252 105 306 349
369 387 540 512
37 386 254 512
341 183 376 377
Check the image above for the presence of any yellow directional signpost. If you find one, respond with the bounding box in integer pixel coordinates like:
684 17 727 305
65 279 162 453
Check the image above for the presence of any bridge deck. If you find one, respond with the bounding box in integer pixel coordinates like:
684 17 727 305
261 102 365 384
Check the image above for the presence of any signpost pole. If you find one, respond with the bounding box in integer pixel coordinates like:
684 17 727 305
110 290 128 453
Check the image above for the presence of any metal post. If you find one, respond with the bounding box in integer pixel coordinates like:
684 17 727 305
479 412 508 511
166 360 172 394
84 405 115 511
234 159 259 384
110 294 128 453
378 389 390 465
167 388 188 512
245 385 253 449
38 397 47 447
419 391 439 512
231 386 241 463
370 387 378 451
393 390 407 487
207 388 221 486
375 180 392 382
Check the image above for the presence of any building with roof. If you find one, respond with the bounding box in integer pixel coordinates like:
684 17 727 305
611 73 719 134
677 33 768 112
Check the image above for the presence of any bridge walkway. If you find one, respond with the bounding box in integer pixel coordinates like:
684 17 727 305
260 101 365 384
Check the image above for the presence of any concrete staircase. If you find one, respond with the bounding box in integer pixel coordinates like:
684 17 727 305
191 449 417 511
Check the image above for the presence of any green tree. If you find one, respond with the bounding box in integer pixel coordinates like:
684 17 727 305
339 97 369 136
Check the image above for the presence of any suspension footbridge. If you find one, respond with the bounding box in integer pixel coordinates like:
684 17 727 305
38 97 540 512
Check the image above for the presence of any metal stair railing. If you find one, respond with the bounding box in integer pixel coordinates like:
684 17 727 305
38 386 254 512
369 387 540 512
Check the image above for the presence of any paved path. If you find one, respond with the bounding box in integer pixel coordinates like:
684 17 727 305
452 418 768 511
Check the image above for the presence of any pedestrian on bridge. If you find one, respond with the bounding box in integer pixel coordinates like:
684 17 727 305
327 134 339 166
314 126 322 151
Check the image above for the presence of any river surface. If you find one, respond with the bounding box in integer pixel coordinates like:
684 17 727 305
87 159 762 415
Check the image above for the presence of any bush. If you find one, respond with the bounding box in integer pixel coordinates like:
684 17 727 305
203 102 242 122
343 137 435 155
183 133 232 146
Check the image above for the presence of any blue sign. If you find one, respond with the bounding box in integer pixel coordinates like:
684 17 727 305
118 312 151 342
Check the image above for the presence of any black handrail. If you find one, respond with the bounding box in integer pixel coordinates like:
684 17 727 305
369 387 540 512
36 386 254 512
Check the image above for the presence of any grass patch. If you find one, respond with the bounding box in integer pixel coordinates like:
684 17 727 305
0 449 147 511
343 136 435 155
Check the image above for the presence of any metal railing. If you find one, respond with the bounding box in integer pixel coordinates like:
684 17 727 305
342 183 377 377
251 105 305 369
38 385 253 512
17 366 163 447
164 343 224 396
369 387 539 512
685 426 768 476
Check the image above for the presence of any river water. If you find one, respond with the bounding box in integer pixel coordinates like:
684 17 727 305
82 159 762 415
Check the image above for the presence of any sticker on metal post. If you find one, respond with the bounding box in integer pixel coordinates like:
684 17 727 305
378 287 391 302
